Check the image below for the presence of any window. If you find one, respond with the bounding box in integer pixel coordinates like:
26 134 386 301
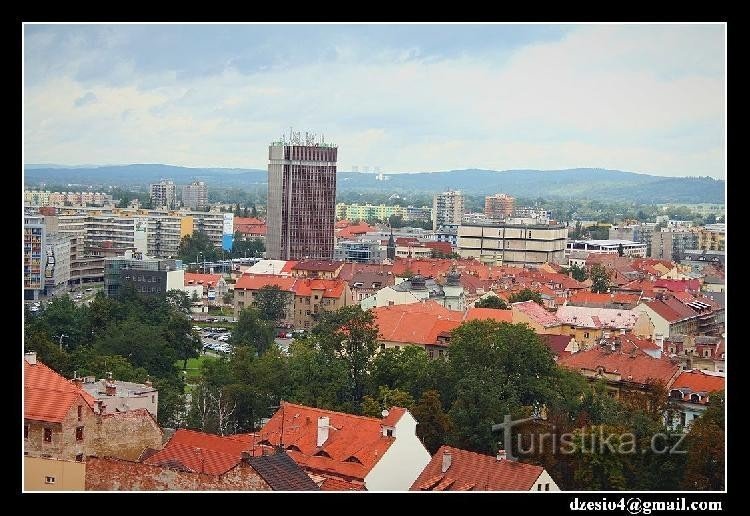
386 429 393 437
380 344 386 351
77 405 82 422
24 425 29 439
537 484 542 491
545 483 550 491
45 476 55 485
76 427 84 441
314 295 319 300
43 428 52 442
584 332 590 339
152 395 155 403
75 454 84 462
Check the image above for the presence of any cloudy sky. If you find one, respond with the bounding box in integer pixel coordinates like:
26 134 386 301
24 23 725 178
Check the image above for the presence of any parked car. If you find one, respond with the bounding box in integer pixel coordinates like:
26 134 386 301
285 332 293 338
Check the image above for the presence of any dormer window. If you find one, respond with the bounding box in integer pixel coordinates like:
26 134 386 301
286 444 301 452
314 450 332 458
690 393 702 403
344 455 363 464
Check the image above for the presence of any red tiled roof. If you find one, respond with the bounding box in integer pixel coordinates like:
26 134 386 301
540 334 573 356
143 428 254 475
422 241 453 256
511 300 561 328
24 358 95 423
258 402 405 481
464 307 513 324
292 260 344 272
373 302 463 346
337 223 376 239
234 217 265 226
558 342 680 385
654 279 702 293
184 273 222 288
338 262 395 283
410 446 544 491
294 278 347 299
235 274 297 292
281 261 298 274
320 477 366 491
672 370 725 394
645 298 696 323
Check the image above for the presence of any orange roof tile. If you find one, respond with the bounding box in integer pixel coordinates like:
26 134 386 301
464 307 513 324
143 428 254 475
410 446 544 491
672 370 725 394
320 477 366 491
184 272 222 288
24 358 95 423
373 302 463 346
558 343 680 385
511 300 561 328
258 402 405 481
293 278 347 299
337 223 376 239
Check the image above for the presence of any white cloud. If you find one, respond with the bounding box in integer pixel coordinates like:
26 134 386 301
23 24 725 178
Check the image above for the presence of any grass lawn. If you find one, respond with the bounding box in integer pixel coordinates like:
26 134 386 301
176 354 219 383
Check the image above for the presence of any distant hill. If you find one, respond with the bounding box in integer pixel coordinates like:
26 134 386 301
23 164 725 203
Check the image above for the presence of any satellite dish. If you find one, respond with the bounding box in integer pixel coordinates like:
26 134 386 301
381 409 389 418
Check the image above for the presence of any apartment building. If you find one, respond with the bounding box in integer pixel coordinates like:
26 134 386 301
457 221 568 266
182 181 208 210
433 191 464 231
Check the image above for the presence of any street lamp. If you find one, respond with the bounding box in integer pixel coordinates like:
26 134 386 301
53 334 68 351
197 252 204 273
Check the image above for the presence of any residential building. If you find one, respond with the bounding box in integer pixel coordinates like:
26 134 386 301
510 300 562 335
290 259 345 279
348 270 395 304
668 370 724 429
184 272 228 300
257 402 432 491
146 213 186 258
233 274 351 329
664 335 725 373
411 446 560 491
566 239 647 259
76 375 158 419
558 335 681 399
651 229 698 261
149 180 177 210
435 223 459 247
634 294 724 339
696 224 725 252
484 193 515 220
182 181 208 210
266 137 337 260
24 215 46 300
104 252 183 298
335 203 433 223
395 244 433 260
372 301 513 357
25 190 113 207
556 306 653 348
245 259 296 276
458 221 568 266
433 190 464 231
360 273 465 312
333 240 386 263
24 456 85 491
609 224 657 256
42 233 71 297
566 291 641 310
234 216 267 242
24 353 163 463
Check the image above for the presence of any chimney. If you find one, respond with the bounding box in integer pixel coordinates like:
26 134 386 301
24 351 37 365
145 376 152 388
496 449 507 461
654 333 664 351
441 450 453 472
620 328 626 335
105 377 117 396
317 416 330 447
72 371 83 388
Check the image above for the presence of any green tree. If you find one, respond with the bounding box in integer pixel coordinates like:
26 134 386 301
412 389 452 454
252 285 289 323
287 338 349 410
230 308 275 355
362 386 414 417
166 290 192 315
682 391 724 490
231 233 265 258
474 296 508 309
251 205 258 217
508 288 543 305
309 306 379 413
370 346 436 400
242 206 249 218
589 263 612 294
617 243 624 257
569 263 588 282
447 320 558 454
164 312 201 370
222 292 233 305
178 230 220 264
704 213 717 224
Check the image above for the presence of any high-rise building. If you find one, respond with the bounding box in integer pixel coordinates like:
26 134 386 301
266 135 337 260
433 191 464 231
24 214 45 300
457 220 568 266
149 180 177 210
182 181 208 210
484 194 515 220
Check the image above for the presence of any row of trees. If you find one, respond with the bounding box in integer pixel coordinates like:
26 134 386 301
177 230 265 265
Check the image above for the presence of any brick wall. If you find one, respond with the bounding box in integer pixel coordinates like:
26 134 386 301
89 409 163 461
85 457 272 491
25 393 97 461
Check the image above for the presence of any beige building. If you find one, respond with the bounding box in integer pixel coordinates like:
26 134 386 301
24 456 85 491
458 222 568 266
433 190 464 231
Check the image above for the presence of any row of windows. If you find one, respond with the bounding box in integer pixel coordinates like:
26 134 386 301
25 425 84 442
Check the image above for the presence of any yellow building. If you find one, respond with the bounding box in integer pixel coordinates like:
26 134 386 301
24 456 85 491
